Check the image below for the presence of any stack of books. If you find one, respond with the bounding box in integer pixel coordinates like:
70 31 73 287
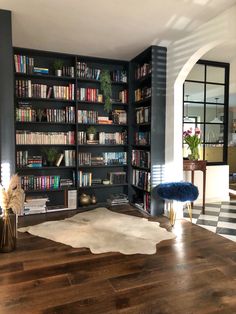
107 193 129 206
23 196 48 215
27 156 43 168
60 178 74 187
97 116 112 124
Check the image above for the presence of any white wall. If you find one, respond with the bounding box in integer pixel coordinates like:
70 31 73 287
165 6 236 205
165 5 236 182
184 165 229 204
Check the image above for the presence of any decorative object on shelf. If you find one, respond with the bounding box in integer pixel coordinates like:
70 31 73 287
183 127 201 161
102 179 110 185
53 60 64 77
97 94 103 103
90 195 97 205
43 148 58 166
0 174 25 253
79 193 91 206
86 126 97 141
100 70 112 112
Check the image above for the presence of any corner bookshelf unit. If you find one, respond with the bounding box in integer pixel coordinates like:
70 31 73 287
14 47 129 214
129 46 167 215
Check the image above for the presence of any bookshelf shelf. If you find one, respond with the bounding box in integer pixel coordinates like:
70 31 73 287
16 121 76 126
16 97 76 103
78 164 127 168
133 98 151 106
77 100 128 106
132 144 150 149
77 144 128 147
131 184 150 193
79 183 128 189
15 73 76 81
16 166 76 170
77 123 127 127
77 77 127 86
16 144 76 147
131 165 150 171
24 186 76 193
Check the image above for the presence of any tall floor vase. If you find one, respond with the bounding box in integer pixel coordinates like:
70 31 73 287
0 210 17 253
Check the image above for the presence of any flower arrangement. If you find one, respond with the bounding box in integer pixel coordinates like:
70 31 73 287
183 128 201 160
0 174 25 216
0 174 25 252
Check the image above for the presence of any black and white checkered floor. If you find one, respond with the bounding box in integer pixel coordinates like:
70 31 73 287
183 202 236 242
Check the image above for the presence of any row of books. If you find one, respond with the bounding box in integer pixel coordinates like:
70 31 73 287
110 70 127 83
76 63 127 83
16 107 75 123
77 152 127 166
77 110 98 124
16 131 75 145
21 175 61 190
134 192 150 213
61 66 75 78
78 171 92 187
135 131 150 145
16 150 76 168
77 62 101 80
14 54 34 74
99 132 127 145
135 87 151 102
135 106 150 124
109 172 126 184
119 90 128 104
112 110 127 124
77 87 100 102
132 170 151 192
15 80 75 100
135 63 152 80
132 150 150 169
107 193 129 206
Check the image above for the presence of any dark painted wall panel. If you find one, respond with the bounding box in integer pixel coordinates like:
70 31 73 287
0 10 15 181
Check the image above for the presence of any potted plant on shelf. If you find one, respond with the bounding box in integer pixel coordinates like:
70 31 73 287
53 60 64 77
100 70 112 113
43 148 58 166
0 174 25 252
87 126 97 141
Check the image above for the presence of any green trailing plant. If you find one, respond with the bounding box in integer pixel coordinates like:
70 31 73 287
43 148 58 164
53 60 64 71
87 126 96 134
100 70 112 113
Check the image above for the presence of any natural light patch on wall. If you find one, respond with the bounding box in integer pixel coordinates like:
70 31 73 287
151 164 165 187
1 162 11 188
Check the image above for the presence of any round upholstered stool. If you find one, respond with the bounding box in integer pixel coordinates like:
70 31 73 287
156 182 199 226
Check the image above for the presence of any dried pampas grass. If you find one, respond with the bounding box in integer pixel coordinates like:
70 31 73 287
0 174 25 215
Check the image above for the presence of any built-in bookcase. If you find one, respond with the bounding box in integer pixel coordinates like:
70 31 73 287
14 48 129 213
13 45 166 216
129 46 167 216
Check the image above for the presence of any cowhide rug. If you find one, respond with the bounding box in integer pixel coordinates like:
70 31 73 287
18 207 176 255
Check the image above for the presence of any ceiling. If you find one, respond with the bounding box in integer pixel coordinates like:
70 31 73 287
0 0 236 60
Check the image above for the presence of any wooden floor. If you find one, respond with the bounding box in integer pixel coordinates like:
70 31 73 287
1 205 236 314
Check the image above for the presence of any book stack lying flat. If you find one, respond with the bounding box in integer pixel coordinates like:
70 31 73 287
107 193 129 206
23 196 48 215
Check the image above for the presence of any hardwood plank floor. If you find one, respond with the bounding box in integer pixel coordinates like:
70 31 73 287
1 205 236 314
